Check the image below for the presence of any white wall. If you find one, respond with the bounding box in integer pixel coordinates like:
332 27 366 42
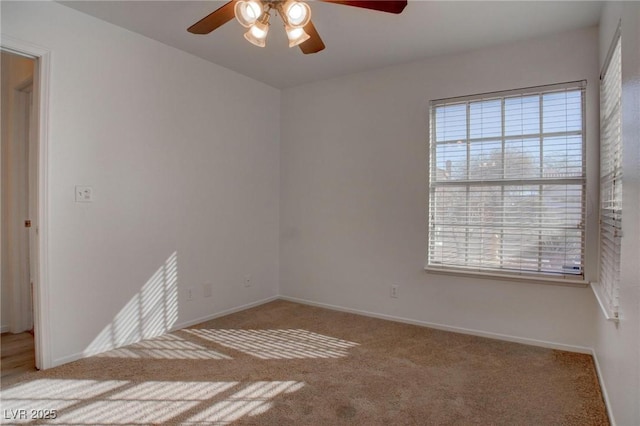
280 27 600 350
1 1 280 365
594 3 640 425
1 52 35 333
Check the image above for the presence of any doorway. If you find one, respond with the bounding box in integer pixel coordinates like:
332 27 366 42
1 50 37 378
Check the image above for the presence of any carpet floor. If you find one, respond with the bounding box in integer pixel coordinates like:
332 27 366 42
0 300 608 425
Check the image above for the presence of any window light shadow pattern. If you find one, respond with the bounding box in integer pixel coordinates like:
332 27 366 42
1 379 304 424
95 332 232 360
185 329 359 359
84 252 179 357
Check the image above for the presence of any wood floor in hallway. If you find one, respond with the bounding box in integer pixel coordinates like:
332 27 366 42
1 332 36 382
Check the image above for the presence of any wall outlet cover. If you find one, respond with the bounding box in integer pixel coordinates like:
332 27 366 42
390 285 399 298
203 282 212 298
75 185 94 202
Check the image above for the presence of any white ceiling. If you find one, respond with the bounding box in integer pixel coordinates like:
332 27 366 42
59 1 603 89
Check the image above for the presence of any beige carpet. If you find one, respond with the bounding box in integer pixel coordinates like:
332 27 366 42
1 300 608 425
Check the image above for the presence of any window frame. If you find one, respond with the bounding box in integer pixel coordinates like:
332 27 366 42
425 81 588 285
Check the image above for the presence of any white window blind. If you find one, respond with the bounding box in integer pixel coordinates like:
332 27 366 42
597 31 622 319
428 82 586 279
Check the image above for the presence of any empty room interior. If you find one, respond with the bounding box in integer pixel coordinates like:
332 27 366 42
1 1 639 424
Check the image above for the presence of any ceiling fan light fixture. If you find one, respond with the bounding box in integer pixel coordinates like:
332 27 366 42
244 13 270 47
189 0 408 54
286 25 310 47
282 0 311 28
235 0 263 28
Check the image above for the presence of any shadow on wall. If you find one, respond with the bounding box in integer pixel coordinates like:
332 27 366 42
83 252 179 356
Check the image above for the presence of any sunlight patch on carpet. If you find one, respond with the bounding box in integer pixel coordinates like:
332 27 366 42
184 381 305 424
185 329 359 359
96 332 232 360
1 379 304 424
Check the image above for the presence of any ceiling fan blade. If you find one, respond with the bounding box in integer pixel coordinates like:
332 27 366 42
188 1 237 34
299 21 325 54
319 0 407 14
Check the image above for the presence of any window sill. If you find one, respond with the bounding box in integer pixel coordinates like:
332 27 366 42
590 282 620 322
424 266 590 288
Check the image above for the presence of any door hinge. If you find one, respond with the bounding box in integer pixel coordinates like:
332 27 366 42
25 220 31 228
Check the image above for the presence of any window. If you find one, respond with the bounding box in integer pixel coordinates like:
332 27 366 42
428 82 586 280
597 30 622 319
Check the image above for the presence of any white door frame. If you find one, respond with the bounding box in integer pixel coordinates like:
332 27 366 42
1 35 52 370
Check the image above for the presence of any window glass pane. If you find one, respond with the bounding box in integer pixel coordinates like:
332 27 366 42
429 225 467 266
503 228 541 272
468 186 502 228
542 91 582 133
504 138 540 179
435 104 466 142
541 184 582 228
468 141 502 180
539 229 583 275
431 186 467 226
470 99 501 139
542 135 583 178
503 185 539 228
505 95 539 136
465 186 501 269
434 143 467 181
429 186 467 266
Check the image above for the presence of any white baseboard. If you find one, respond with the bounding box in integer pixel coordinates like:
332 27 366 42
591 349 616 426
52 351 85 368
278 295 593 354
171 296 279 331
52 296 279 368
0 325 9 333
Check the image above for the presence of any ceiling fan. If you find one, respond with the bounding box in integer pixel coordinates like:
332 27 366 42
188 0 408 54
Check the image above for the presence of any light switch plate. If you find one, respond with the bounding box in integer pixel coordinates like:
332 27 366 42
203 282 212 298
75 186 94 202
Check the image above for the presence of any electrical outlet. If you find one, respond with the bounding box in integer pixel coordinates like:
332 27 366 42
203 282 212 298
186 288 194 301
75 185 94 202
244 275 252 288
390 285 399 298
